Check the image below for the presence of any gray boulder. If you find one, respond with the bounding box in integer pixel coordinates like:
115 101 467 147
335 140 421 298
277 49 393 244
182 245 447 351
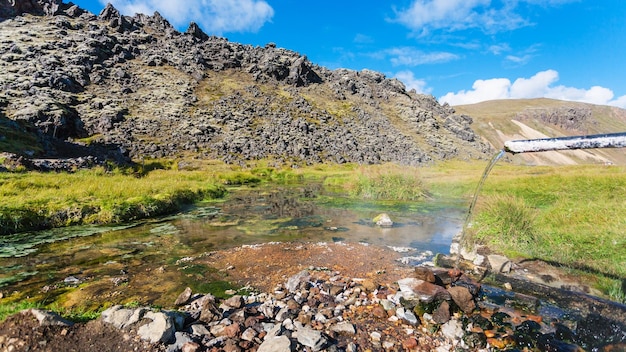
137 311 176 344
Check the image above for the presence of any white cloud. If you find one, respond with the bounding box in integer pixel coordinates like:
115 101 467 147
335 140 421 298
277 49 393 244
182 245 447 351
394 0 527 34
394 71 432 94
505 54 532 65
393 0 579 35
101 0 274 34
488 43 510 55
385 47 459 66
440 69 626 108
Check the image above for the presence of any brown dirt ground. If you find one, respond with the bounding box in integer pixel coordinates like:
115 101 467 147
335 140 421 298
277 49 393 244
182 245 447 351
196 242 415 292
0 312 164 352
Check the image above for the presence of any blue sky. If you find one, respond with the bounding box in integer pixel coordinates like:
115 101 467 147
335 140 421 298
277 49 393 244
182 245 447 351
71 0 626 108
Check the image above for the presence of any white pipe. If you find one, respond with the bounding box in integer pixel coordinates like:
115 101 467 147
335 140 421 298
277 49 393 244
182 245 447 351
503 132 626 154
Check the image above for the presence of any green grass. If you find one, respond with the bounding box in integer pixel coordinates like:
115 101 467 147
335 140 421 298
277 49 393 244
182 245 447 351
325 163 429 201
0 300 42 322
0 166 228 235
0 300 106 323
463 163 626 301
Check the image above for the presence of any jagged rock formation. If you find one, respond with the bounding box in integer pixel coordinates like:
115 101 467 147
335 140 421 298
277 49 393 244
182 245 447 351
0 0 491 167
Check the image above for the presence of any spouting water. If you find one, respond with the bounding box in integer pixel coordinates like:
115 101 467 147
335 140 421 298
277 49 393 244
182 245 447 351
455 149 505 267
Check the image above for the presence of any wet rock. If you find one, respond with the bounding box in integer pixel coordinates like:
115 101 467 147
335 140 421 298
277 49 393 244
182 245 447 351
536 333 581 352
463 332 487 349
447 286 476 313
553 322 575 342
373 213 393 227
490 311 511 326
468 314 493 330
488 254 512 273
575 313 626 350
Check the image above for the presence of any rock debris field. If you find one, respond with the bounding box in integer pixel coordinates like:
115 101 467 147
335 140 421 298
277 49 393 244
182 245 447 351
2 242 624 352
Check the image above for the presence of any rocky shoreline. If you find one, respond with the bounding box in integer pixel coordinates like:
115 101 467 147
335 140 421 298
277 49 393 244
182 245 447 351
3 256 624 352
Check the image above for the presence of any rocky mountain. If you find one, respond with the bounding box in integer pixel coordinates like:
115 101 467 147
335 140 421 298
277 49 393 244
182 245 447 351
0 0 491 170
454 98 626 165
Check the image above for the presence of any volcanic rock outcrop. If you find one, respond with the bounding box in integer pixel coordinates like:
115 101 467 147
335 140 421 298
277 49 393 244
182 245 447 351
0 0 491 168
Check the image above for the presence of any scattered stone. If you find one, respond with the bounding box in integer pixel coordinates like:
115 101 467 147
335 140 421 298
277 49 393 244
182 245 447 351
166 332 194 352
102 306 147 330
257 335 293 352
488 254 512 273
296 325 328 351
174 287 193 306
137 311 176 344
402 337 418 349
181 341 201 352
447 286 476 313
28 309 74 327
396 307 419 325
369 331 382 342
286 270 310 293
223 295 244 310
414 266 436 283
330 321 356 335
441 319 464 341
432 300 451 324
397 277 451 303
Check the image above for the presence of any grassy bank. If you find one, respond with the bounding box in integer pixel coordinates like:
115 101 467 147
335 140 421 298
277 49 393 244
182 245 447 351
0 163 236 235
439 162 626 302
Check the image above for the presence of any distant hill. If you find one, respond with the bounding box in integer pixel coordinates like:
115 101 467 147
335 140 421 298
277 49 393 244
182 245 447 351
454 98 626 165
0 0 491 171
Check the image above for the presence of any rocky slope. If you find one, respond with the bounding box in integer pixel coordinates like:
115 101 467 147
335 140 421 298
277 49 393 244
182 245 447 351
0 0 491 169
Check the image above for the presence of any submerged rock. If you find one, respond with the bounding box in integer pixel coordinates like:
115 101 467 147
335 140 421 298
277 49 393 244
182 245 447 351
373 213 393 227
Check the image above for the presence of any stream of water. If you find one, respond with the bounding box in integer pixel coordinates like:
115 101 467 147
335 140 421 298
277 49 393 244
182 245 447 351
0 185 465 307
454 149 505 267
